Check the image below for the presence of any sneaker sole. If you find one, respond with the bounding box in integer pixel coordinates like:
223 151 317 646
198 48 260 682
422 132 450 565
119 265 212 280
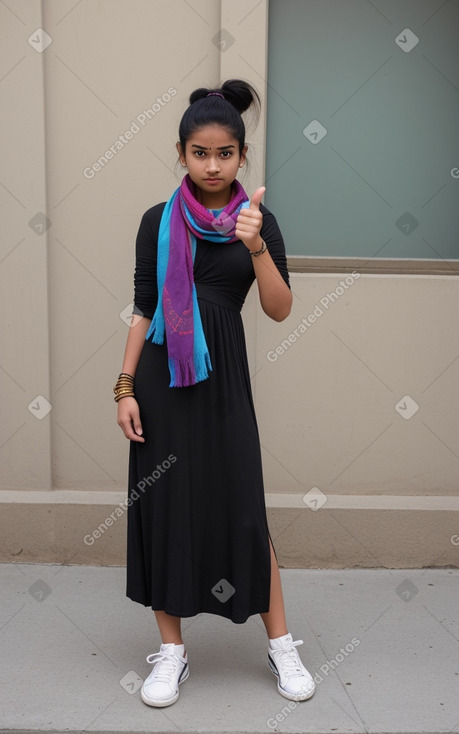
140 665 190 707
268 658 315 702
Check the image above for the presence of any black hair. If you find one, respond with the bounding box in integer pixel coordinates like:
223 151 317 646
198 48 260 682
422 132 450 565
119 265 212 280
178 79 260 157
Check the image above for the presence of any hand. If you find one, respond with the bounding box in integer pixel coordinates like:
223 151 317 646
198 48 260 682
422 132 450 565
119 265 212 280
235 186 266 252
117 397 145 442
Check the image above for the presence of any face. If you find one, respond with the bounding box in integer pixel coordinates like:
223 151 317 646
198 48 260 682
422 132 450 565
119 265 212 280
177 125 247 208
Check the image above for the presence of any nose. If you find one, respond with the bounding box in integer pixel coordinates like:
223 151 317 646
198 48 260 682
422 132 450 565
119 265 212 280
206 156 220 173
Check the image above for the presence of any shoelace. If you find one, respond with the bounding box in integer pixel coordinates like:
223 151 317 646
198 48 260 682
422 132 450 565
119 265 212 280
272 639 304 679
146 650 186 684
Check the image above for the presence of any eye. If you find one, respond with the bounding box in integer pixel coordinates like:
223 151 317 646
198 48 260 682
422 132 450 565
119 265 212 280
220 151 232 158
194 150 205 157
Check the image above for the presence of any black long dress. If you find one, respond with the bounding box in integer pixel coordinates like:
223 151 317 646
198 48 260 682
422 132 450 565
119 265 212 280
126 200 290 624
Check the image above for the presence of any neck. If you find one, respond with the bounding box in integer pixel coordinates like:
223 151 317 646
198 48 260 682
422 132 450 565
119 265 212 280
195 184 233 209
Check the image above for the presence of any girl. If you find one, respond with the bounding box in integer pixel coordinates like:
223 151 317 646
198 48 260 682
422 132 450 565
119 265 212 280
115 79 315 708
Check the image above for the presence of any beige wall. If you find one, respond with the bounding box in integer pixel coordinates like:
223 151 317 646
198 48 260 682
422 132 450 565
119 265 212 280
1 0 458 568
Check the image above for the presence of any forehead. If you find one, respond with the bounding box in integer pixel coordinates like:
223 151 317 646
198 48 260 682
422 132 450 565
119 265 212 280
187 125 238 147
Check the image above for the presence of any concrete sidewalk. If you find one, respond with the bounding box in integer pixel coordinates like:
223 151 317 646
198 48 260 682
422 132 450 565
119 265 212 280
0 563 457 734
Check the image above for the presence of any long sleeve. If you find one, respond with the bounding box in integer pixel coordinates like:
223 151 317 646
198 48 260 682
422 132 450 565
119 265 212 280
259 204 291 289
132 202 166 319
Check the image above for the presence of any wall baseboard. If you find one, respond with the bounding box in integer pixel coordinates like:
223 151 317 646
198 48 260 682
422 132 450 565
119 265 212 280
1 491 457 568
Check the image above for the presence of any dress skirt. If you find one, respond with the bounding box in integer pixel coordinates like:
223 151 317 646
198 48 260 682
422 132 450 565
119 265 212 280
126 292 275 624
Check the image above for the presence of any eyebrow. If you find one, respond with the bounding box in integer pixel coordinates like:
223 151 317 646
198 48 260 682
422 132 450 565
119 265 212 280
190 144 235 150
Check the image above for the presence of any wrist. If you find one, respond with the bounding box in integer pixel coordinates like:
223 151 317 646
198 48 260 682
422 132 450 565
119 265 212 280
113 372 135 402
249 238 267 257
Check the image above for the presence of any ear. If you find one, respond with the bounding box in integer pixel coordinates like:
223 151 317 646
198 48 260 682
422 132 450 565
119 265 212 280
176 141 186 166
239 144 248 167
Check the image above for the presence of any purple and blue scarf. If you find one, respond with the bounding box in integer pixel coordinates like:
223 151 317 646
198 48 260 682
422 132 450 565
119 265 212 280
145 174 249 387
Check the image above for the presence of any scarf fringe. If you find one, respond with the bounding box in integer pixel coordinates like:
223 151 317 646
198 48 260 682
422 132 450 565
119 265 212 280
168 351 212 388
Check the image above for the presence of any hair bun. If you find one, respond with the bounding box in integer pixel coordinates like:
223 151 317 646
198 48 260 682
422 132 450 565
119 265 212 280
189 87 213 105
221 79 260 115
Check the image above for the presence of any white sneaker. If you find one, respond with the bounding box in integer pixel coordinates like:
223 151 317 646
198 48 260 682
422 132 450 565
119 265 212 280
268 633 316 701
140 643 189 707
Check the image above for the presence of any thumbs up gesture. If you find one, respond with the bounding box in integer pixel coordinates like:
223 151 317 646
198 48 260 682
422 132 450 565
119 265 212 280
235 186 266 253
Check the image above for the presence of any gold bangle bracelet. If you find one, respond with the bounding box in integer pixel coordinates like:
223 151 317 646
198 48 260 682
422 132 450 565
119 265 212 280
113 372 135 402
114 392 135 403
113 387 135 399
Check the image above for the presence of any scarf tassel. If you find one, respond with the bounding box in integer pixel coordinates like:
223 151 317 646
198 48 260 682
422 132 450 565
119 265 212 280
168 350 212 388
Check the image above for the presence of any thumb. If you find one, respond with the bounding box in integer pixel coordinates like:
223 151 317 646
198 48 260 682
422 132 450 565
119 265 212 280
132 411 143 435
249 186 266 211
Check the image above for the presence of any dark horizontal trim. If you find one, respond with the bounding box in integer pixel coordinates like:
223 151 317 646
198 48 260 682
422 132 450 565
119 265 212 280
286 256 459 276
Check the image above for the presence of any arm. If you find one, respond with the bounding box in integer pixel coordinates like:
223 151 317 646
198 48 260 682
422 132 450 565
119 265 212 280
117 206 161 442
120 314 151 377
249 239 292 322
116 316 151 443
236 187 292 322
